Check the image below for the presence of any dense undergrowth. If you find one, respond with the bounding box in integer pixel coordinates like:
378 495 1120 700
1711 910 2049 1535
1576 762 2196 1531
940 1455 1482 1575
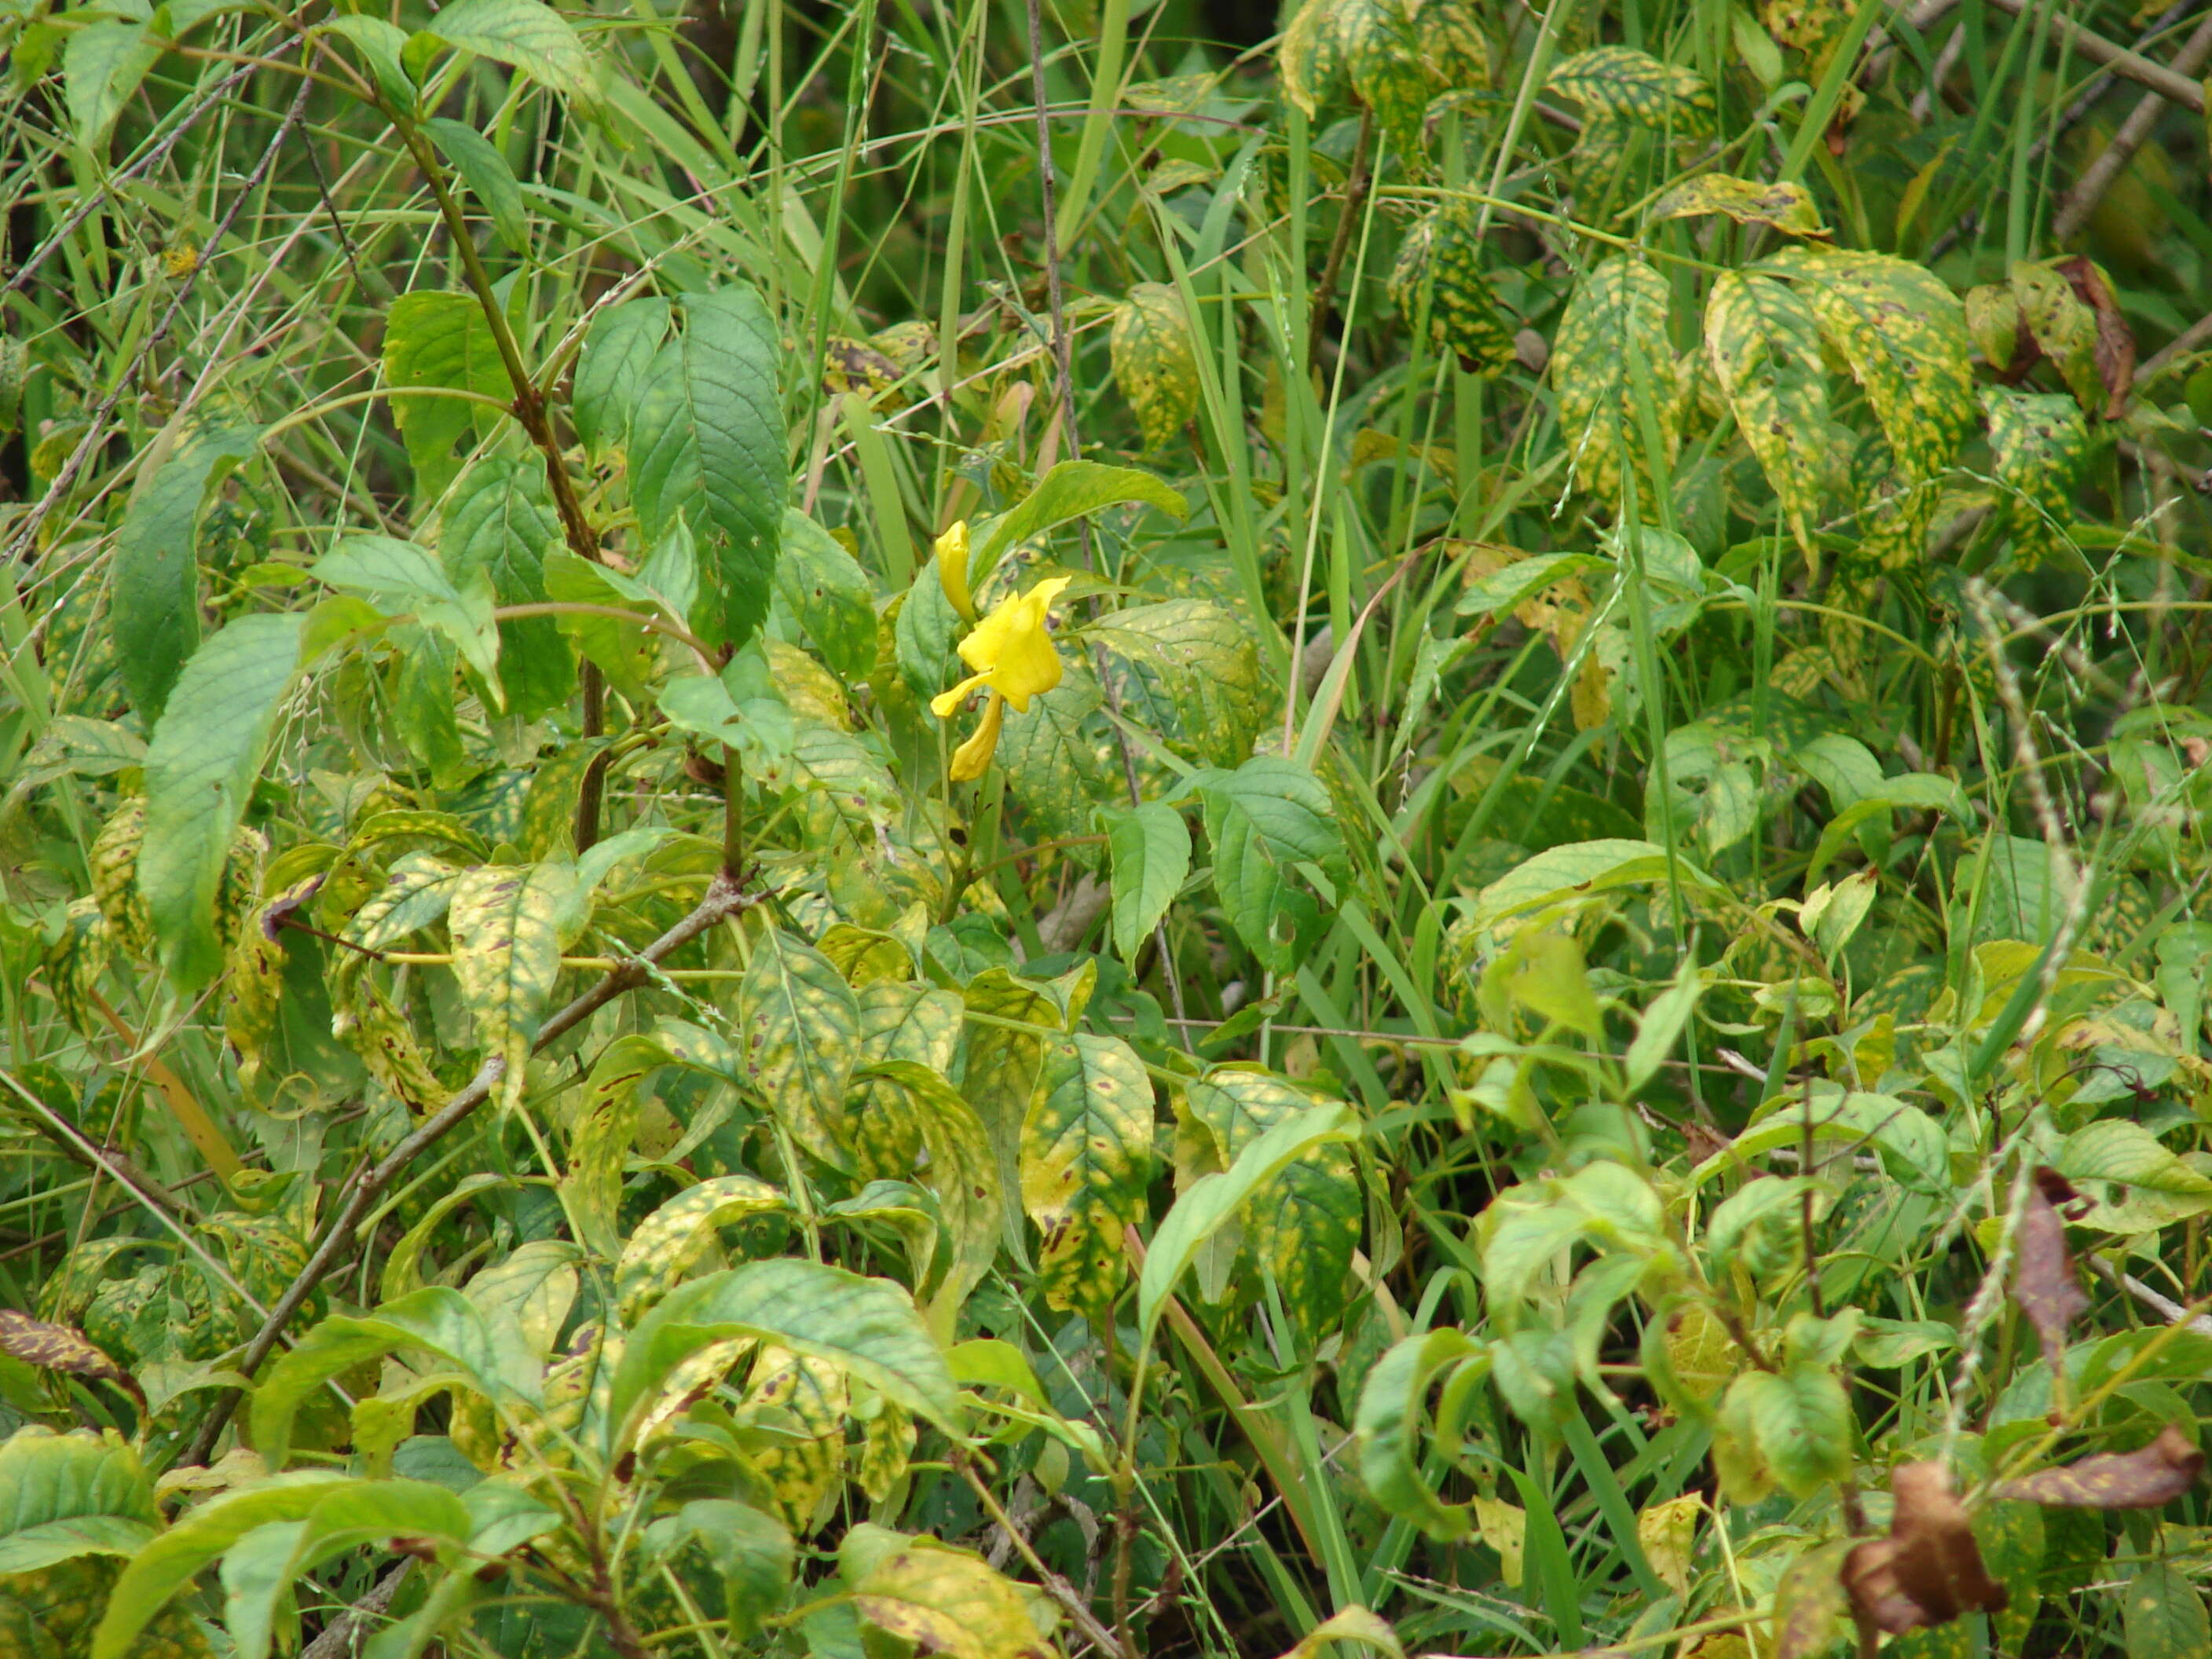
2 0 2210 1655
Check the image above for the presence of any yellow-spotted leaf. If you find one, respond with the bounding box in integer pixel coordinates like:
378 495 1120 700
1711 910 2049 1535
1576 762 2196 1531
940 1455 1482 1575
1282 0 1488 155
1547 47 1715 182
564 1035 672 1258
1760 245 1974 484
1389 197 1517 376
1705 269 1830 551
848 984 965 1176
86 798 153 958
843 1524 1056 1659
617 1174 788 1319
745 1349 848 1533
1110 283 1199 451
738 928 861 1168
334 978 448 1111
1981 388 2088 562
447 861 576 1111
1653 174 1826 237
1551 256 1679 507
1181 1068 1361 1344
855 1401 916 1501
1085 599 1266 772
848 1060 1000 1329
1020 1031 1155 1318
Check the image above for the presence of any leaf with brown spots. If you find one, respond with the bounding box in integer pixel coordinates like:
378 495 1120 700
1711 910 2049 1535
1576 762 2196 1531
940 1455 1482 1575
1842 1462 2008 1635
1995 1425 2205 1510
2012 1166 2089 1379
0 1311 145 1411
2053 256 2134 419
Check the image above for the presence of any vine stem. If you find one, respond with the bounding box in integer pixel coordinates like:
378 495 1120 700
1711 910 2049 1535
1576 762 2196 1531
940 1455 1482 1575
1306 107 1375 367
174 873 761 1470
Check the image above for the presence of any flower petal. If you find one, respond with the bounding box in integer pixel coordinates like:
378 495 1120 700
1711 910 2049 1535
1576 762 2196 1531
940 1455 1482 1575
930 672 990 719
949 693 1005 782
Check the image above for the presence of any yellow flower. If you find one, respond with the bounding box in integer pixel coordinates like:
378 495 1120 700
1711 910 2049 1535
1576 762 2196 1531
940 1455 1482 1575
930 575 1074 781
934 520 976 622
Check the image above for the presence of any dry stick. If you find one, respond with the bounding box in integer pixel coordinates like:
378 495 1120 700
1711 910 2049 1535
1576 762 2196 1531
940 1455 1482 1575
1018 0 1191 1049
298 1561 415 1659
1306 108 1375 368
2086 1254 2212 1336
1983 0 2208 112
1 72 313 569
177 872 760 1469
2055 8 2212 243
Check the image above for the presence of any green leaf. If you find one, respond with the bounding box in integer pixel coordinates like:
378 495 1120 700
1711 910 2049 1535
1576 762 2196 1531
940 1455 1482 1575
139 615 302 991
110 416 260 721
660 651 796 770
776 507 876 681
446 861 576 1112
1761 245 1975 484
1084 599 1265 772
1705 270 1829 551
2120 1562 2210 1659
1389 197 1518 377
1551 257 1679 507
416 0 597 108
1098 800 1191 963
1197 756 1347 974
1139 1101 1360 1342
315 533 500 693
64 20 163 150
423 117 529 254
1023 1031 1155 1318
0 1429 155 1577
665 1500 793 1642
1353 1328 1488 1540
628 286 786 650
541 547 656 698
572 297 670 460
1470 838 1716 936
611 1260 961 1444
381 291 515 497
1110 283 1199 451
843 1526 1053 1659
1723 1364 1851 1498
442 457 575 718
738 928 862 1167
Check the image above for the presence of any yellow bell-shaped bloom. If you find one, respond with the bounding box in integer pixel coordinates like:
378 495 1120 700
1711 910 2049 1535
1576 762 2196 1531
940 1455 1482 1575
930 575 1074 781
934 520 976 623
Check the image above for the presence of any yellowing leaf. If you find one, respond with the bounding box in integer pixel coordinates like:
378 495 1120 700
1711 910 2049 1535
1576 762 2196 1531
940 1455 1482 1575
1021 1032 1155 1318
1389 197 1518 376
844 1525 1055 1659
1551 257 1679 507
1654 174 1827 237
1110 282 1199 450
1705 269 1829 552
738 929 862 1168
447 861 575 1112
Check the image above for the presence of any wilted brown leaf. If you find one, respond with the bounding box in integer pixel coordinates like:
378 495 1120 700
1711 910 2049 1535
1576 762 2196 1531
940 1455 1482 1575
0 1307 145 1408
2053 256 2134 419
2012 1167 2089 1381
1995 1425 2204 1510
1843 1463 2009 1635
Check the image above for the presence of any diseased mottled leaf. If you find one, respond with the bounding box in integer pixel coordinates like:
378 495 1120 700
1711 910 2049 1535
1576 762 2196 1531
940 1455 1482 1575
0 1316 141 1412
617 1174 789 1319
1995 1425 2204 1510
1110 283 1199 450
1547 47 1715 182
1552 256 1679 507
1021 1031 1155 1318
1389 197 1517 376
1705 269 1829 551
1844 1462 2009 1635
844 1525 1053 1659
447 862 576 1112
1653 174 1826 236
1981 386 2088 560
2011 1168 2088 1379
2120 1562 2211 1659
738 929 861 1168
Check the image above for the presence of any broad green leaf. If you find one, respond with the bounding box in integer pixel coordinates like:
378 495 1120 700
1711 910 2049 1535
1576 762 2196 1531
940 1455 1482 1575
1705 270 1829 551
314 533 500 692
1701 1090 1949 1197
659 651 796 770
541 546 657 698
1352 1327 1488 1539
1625 961 1705 1093
1023 1031 1155 1317
64 20 162 150
447 862 576 1112
382 291 515 498
111 416 260 721
2120 1562 2210 1659
1197 756 1347 974
1098 800 1191 963
970 460 1187 582
317 14 417 108
1552 257 1678 507
0 1429 154 1577
416 0 597 108
1470 838 1713 936
1761 245 1974 483
776 508 877 681
220 1482 472 1659
739 928 861 1166
843 1525 1053 1659
423 117 528 253
1389 197 1517 377
611 1260 961 1443
572 296 670 460
139 615 302 991
1653 174 1826 236
628 286 786 650
1723 1365 1851 1498
661 1500 793 1641
1981 387 2089 558
251 1288 536 1470
1110 283 1199 451
1139 1101 1359 1342
2055 1119 2212 1232
442 457 575 719
616 1174 788 1317
464 1240 578 1358
1086 599 1265 771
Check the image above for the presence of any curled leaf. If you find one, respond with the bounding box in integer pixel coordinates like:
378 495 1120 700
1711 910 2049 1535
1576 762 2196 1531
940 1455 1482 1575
0 1309 145 1410
1994 1424 2204 1510
2012 1166 2089 1379
1842 1462 2007 1635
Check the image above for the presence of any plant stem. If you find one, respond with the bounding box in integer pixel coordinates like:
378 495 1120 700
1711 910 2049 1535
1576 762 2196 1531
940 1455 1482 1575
1307 108 1375 368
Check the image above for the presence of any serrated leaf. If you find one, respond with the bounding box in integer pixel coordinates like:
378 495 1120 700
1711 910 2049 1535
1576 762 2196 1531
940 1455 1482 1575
138 615 302 991
1110 283 1199 451
1197 756 1346 974
739 929 861 1167
64 20 162 150
628 286 786 650
443 457 575 719
1705 269 1829 550
111 417 260 721
1389 198 1516 376
777 508 876 680
1085 599 1265 771
1761 245 1974 484
572 297 671 460
382 291 515 498
0 1429 155 1577
1552 256 1679 507
423 117 528 253
447 862 575 1112
416 0 596 108
1021 1032 1155 1318
1098 800 1191 963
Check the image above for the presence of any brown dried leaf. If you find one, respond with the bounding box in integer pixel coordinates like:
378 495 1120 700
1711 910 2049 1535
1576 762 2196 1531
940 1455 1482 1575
2053 256 2134 419
1843 1463 2009 1635
2012 1167 2089 1380
0 1307 145 1408
1995 1425 2205 1511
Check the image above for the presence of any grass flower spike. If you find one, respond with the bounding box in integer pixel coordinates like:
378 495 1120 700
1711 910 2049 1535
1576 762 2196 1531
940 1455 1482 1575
931 574 1073 781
